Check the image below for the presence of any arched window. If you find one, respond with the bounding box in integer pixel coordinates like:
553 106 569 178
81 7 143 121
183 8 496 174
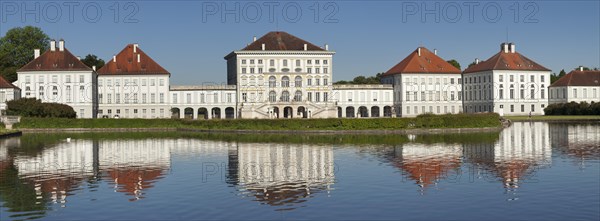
281 91 290 102
269 76 276 87
269 91 277 102
294 91 302 101
295 76 302 87
281 76 290 87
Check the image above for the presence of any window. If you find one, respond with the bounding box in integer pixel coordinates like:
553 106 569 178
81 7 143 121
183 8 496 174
324 68 328 74
269 76 276 87
323 78 328 85
270 60 275 66
541 75 545 82
187 93 191 103
316 68 320 74
406 92 411 101
324 92 328 102
307 60 312 65
530 89 535 99
316 78 320 86
142 79 147 86
241 59 246 64
451 91 455 100
309 92 313 102
281 91 290 102
531 104 535 112
258 68 263 73
250 68 255 74
499 89 503 99
115 79 120 87
151 93 156 103
421 91 425 101
107 94 112 104
269 91 277 102
151 79 155 86
79 75 84 83
281 76 290 87
142 93 147 103
173 94 178 104
499 75 503 82
295 76 302 87
296 60 301 66
315 60 320 65
242 92 247 102
258 59 263 64
227 93 232 103
242 68 247 74
308 68 312 74
294 91 302 101
520 89 525 99
521 105 525 112
283 60 288 66
323 60 328 65
160 93 164 103
116 93 120 104
213 93 218 103
530 75 534 82
307 78 312 86
510 105 514 112
160 79 164 86
520 75 524 82
315 92 320 102
510 75 514 82
451 78 455 84
573 89 577 98
250 59 254 64
510 89 514 99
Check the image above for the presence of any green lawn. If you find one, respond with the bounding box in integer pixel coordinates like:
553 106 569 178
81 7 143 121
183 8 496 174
506 115 600 121
15 113 502 130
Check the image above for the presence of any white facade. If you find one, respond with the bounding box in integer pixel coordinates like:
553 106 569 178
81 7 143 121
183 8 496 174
0 86 20 115
463 70 550 116
549 86 600 104
169 85 237 119
391 73 463 117
332 84 394 118
16 70 97 118
97 75 170 118
226 51 338 119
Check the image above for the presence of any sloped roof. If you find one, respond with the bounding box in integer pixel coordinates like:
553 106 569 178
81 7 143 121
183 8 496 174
18 48 92 72
241 31 325 51
464 49 550 73
383 47 462 76
97 44 170 75
550 70 600 87
0 75 18 89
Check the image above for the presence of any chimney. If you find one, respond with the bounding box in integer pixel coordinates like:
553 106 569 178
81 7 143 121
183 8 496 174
34 49 40 59
303 44 307 51
77 56 81 60
133 43 138 53
325 44 329 50
137 54 140 62
261 43 265 51
509 43 515 53
475 58 480 64
253 36 257 42
502 43 509 53
579 66 584 71
59 39 64 51
113 55 116 62
434 49 437 55
50 40 56 51
418 47 421 56
92 65 96 71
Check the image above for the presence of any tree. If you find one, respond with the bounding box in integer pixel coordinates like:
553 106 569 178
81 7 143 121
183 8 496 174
81 54 105 70
334 72 386 85
446 59 461 70
467 61 477 68
551 69 566 84
0 26 50 82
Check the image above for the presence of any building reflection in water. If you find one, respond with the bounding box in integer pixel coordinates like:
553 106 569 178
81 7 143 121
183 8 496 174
550 123 600 166
227 143 335 210
98 140 171 201
463 122 552 191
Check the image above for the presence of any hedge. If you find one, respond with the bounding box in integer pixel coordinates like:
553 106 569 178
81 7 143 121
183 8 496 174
544 102 600 115
6 98 76 118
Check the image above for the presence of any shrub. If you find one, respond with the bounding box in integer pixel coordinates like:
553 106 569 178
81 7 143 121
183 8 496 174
6 98 76 118
544 101 600 115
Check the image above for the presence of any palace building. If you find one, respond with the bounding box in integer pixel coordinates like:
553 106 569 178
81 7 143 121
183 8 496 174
381 47 463 117
463 43 551 116
0 75 20 115
548 67 600 104
15 39 98 118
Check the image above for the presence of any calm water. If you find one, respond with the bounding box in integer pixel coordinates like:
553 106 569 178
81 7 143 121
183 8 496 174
1 122 599 221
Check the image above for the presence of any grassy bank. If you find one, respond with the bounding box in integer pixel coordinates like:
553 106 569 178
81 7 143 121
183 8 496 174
506 115 600 122
15 113 501 130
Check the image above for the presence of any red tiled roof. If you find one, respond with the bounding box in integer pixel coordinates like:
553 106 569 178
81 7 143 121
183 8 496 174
18 49 92 72
464 49 550 73
97 44 170 75
0 75 18 89
383 47 461 76
550 70 600 87
241 31 325 51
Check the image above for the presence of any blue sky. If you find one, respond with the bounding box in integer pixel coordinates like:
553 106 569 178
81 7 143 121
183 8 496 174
1 0 599 85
